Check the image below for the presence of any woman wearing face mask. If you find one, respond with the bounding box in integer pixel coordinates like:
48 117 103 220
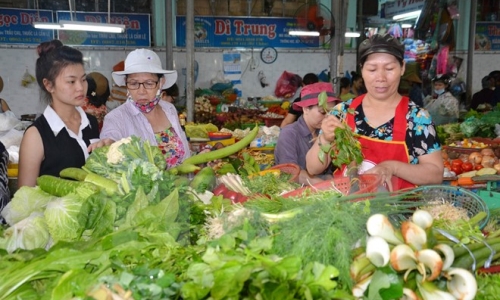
424 74 459 125
99 49 190 168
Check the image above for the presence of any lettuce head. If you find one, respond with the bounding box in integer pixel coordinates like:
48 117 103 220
1 186 55 226
44 194 84 242
2 212 50 253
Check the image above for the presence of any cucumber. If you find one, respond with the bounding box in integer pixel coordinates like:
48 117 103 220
60 167 89 181
175 125 259 172
37 175 100 197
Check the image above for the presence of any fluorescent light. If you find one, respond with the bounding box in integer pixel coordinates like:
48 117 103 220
33 22 63 30
393 10 421 21
345 32 361 38
60 21 125 33
289 30 320 36
401 23 413 29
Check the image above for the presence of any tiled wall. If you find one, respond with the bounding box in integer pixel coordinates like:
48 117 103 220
0 46 495 117
0 47 358 116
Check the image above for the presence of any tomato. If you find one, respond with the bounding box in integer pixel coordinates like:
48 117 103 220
451 159 463 168
451 165 462 175
212 183 229 196
224 190 240 203
462 162 474 172
475 164 484 170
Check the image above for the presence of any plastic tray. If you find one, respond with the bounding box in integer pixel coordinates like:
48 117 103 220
477 181 500 210
260 117 284 127
282 174 382 198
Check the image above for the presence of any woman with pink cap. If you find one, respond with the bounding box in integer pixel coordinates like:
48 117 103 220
99 49 190 169
274 82 340 185
306 34 443 191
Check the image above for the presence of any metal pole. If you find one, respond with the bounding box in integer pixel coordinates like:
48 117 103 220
330 0 336 86
466 0 477 105
186 0 195 122
357 0 364 72
336 0 348 91
165 0 174 70
331 0 344 90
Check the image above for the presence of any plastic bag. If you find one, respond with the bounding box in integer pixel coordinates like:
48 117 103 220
0 111 21 131
0 128 23 149
274 71 302 98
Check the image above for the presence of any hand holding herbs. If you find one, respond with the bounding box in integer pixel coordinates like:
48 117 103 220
317 91 363 168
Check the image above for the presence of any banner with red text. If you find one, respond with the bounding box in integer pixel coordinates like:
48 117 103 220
176 16 318 48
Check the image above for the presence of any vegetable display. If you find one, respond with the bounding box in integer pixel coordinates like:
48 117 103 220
2 130 500 299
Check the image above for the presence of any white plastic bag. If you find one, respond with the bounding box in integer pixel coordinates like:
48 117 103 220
0 111 21 131
0 128 24 149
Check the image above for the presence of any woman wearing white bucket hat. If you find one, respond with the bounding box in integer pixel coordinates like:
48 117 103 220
99 49 190 168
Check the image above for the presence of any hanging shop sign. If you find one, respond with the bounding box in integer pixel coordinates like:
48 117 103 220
384 0 425 19
0 8 55 45
56 11 150 47
475 22 500 51
176 16 317 48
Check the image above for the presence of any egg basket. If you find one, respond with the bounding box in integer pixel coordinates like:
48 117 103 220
407 185 490 229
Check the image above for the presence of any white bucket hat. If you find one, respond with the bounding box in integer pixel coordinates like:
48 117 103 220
112 49 177 90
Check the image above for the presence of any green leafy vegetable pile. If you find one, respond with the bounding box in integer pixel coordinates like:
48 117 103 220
242 172 299 195
460 109 500 138
84 136 166 194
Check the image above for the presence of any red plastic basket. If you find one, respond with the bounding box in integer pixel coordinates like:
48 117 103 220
268 163 300 182
281 174 382 198
261 117 284 127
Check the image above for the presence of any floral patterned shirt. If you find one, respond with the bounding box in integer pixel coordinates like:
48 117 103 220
155 126 186 169
331 99 441 164
82 98 107 131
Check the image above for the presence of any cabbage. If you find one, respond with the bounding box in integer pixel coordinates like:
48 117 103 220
44 194 84 242
2 212 50 253
1 186 55 226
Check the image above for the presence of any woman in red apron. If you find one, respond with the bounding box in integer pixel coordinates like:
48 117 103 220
306 34 443 191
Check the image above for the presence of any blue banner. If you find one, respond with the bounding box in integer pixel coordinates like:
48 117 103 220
0 8 55 44
56 11 150 47
475 22 500 51
176 16 320 48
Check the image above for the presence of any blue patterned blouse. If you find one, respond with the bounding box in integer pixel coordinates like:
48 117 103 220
330 99 441 164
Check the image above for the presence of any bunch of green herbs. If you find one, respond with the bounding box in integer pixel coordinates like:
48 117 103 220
242 172 299 196
317 91 363 168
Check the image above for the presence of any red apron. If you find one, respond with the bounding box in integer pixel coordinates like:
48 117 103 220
335 94 415 190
